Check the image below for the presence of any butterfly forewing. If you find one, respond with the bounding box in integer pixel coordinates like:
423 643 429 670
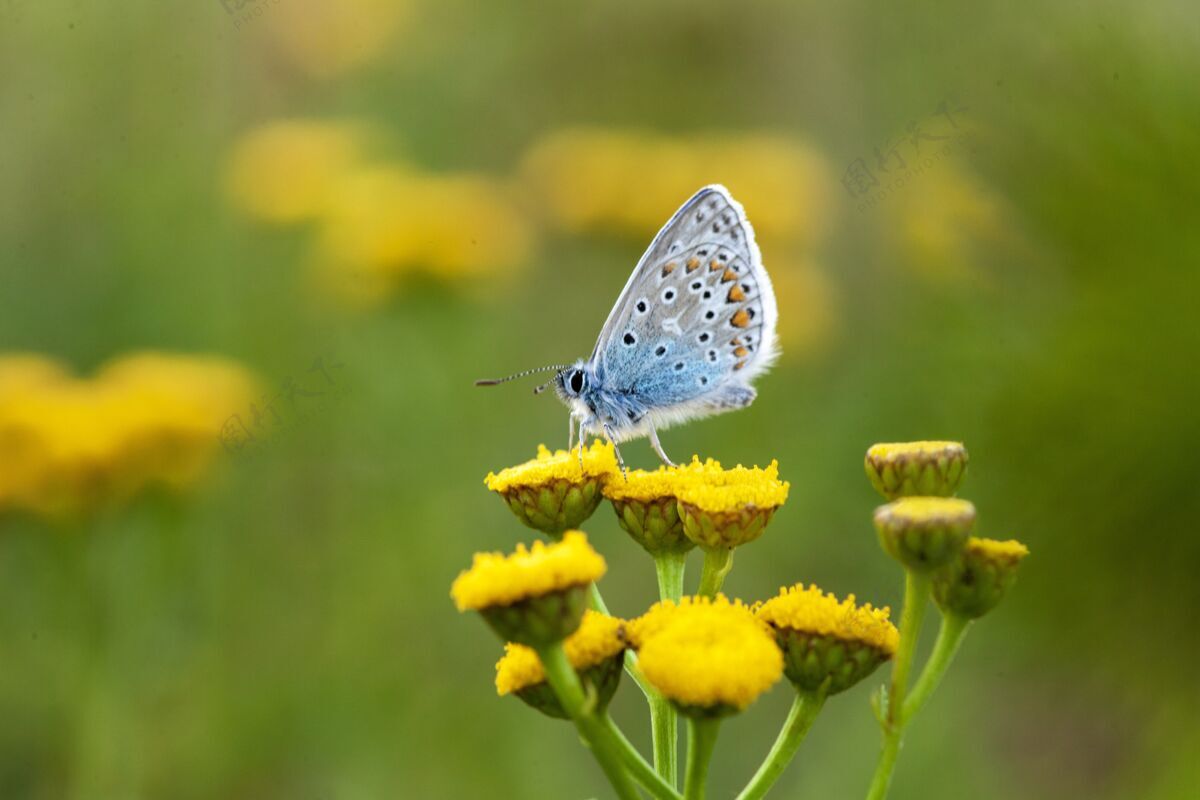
590 185 778 410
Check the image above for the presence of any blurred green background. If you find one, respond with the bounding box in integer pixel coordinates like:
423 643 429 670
1 1 1197 798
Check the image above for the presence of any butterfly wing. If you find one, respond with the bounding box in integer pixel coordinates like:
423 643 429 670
589 185 779 431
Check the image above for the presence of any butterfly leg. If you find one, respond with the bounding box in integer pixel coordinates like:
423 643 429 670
601 422 628 480
648 426 675 466
567 413 575 453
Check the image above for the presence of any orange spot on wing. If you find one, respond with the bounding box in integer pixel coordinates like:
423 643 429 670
734 360 747 370
686 257 701 272
662 262 677 277
709 259 722 272
730 309 751 328
727 285 746 302
730 337 742 346
733 346 749 357
721 268 738 283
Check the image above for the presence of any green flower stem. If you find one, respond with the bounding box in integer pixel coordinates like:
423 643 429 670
535 642 642 800
902 612 970 723
654 550 687 602
590 584 661 703
587 582 611 615
697 547 734 597
683 717 721 800
603 714 685 800
865 572 931 800
651 551 687 786
735 687 828 800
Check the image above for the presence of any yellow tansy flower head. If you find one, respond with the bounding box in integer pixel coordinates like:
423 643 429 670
451 532 606 646
602 464 693 555
485 441 619 538
873 497 975 572
864 441 968 500
631 594 782 716
0 352 258 521
756 584 898 694
494 611 626 719
934 537 1029 619
672 457 789 550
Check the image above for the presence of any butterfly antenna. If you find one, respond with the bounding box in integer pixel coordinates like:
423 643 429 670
474 364 570 387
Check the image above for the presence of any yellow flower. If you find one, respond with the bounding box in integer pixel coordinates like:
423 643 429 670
0 354 70 395
495 611 626 718
756 584 898 694
880 158 1009 285
770 258 839 361
519 128 833 246
673 457 789 549
864 441 968 500
251 0 414 78
933 537 1029 619
0 352 258 520
630 595 782 716
313 164 534 307
451 532 606 646
602 465 692 555
486 441 619 537
224 119 368 224
874 497 975 572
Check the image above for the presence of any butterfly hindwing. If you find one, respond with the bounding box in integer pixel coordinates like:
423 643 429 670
591 185 778 418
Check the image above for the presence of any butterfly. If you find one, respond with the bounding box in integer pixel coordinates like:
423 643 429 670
477 185 779 471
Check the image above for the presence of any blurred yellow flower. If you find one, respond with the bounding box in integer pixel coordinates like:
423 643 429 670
631 594 782 713
769 257 838 360
253 0 414 78
520 128 834 246
880 159 1007 283
314 164 534 305
0 352 259 520
224 119 370 224
450 531 606 612
495 610 625 696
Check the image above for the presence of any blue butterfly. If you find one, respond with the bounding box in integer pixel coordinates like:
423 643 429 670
478 185 779 471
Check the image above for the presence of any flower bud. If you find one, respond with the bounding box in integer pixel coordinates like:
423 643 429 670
933 537 1028 619
873 497 974 572
451 531 606 646
495 610 626 718
673 458 789 550
864 441 968 500
756 584 899 695
603 467 693 555
484 441 618 538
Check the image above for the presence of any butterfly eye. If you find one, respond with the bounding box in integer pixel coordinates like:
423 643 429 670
569 370 584 393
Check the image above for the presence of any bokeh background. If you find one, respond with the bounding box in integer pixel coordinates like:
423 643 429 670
1 1 1197 798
